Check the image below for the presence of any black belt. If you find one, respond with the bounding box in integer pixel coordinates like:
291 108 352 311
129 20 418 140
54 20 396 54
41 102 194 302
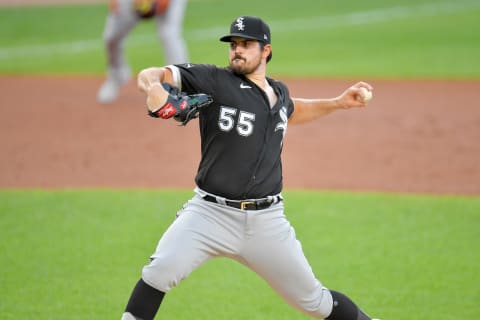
202 195 281 210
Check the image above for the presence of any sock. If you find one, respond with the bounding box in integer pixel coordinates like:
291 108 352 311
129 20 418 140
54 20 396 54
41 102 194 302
326 290 371 320
124 278 165 320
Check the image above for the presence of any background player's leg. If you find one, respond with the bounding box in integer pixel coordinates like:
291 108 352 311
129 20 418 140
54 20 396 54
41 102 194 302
97 0 138 104
155 0 188 64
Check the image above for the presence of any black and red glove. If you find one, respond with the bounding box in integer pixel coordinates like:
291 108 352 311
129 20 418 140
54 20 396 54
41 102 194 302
148 83 213 125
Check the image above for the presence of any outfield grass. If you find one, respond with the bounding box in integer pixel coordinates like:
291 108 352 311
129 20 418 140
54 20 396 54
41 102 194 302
0 0 479 77
1 1 479 319
0 189 479 319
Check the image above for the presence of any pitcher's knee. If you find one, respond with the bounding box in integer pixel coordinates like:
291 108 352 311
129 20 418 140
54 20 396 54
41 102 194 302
141 257 186 293
295 287 333 319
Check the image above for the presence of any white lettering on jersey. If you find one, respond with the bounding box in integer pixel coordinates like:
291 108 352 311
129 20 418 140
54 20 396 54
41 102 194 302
275 106 288 146
218 107 237 132
218 106 255 136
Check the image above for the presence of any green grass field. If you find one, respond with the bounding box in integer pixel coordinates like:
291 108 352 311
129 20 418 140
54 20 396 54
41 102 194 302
1 0 480 319
0 0 479 77
1 190 479 320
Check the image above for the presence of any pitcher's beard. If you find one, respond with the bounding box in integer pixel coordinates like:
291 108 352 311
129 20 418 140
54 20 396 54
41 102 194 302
230 57 261 75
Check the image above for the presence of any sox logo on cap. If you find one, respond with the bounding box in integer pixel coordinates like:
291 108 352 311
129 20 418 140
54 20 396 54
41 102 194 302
235 17 245 31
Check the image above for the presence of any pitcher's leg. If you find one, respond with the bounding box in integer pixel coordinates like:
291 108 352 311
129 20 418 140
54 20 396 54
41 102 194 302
122 197 243 319
121 207 214 319
243 208 374 319
122 279 165 320
326 290 374 320
246 229 332 316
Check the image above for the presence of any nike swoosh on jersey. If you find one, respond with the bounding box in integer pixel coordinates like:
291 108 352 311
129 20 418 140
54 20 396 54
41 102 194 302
240 83 252 89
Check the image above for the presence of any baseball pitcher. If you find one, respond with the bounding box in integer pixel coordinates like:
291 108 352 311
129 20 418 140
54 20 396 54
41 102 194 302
121 16 379 320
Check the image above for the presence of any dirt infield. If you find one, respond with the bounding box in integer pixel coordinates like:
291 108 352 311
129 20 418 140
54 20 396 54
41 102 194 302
0 76 479 196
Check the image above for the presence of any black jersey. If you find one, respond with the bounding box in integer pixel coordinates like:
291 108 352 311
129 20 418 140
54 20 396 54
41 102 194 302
169 63 294 200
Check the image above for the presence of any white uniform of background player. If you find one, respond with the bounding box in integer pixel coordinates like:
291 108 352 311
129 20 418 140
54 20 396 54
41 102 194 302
97 0 189 104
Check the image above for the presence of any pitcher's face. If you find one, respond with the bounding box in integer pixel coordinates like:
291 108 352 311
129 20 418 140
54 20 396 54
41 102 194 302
229 38 266 75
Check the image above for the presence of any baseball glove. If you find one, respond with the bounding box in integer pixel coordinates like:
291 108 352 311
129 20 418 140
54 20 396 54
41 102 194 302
148 83 213 126
133 0 169 19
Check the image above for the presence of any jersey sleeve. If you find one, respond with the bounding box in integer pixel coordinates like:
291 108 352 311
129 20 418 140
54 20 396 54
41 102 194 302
167 63 218 96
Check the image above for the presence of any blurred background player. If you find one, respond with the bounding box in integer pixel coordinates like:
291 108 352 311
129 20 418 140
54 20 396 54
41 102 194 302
97 0 189 104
